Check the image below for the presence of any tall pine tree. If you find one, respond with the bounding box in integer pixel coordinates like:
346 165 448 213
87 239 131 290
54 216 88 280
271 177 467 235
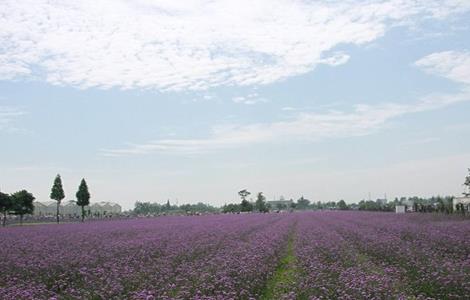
50 174 65 224
76 178 90 222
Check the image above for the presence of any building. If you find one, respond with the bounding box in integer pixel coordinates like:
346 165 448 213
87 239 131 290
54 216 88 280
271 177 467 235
267 199 293 211
453 196 470 211
33 201 59 216
376 198 387 205
395 205 406 213
33 201 122 216
90 201 122 215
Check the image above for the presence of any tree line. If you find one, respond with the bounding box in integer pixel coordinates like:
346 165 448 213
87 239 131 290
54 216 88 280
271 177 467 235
0 190 35 226
0 174 91 226
220 191 459 214
134 200 218 215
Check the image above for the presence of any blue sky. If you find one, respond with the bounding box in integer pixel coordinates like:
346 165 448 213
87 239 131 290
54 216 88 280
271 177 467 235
1 0 470 209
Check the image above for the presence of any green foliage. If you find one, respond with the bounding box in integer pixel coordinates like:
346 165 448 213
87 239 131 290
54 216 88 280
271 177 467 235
238 189 251 201
237 189 253 212
0 191 12 226
222 203 241 213
337 200 348 210
255 192 268 212
261 230 298 299
0 191 11 213
296 196 310 210
50 174 65 224
134 201 217 214
240 199 253 212
10 190 35 224
50 174 65 201
179 202 218 213
76 179 90 207
76 178 91 221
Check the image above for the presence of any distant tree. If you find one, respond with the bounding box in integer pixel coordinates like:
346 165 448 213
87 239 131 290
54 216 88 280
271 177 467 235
255 192 268 213
223 203 241 213
10 190 35 225
238 189 251 201
240 199 253 212
289 200 297 210
0 191 12 226
238 189 253 212
464 168 470 197
50 174 65 224
165 199 171 210
134 201 161 214
316 201 323 210
76 178 91 222
337 199 348 210
296 196 310 210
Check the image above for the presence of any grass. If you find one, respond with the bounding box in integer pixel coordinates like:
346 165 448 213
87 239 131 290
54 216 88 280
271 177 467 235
261 228 298 300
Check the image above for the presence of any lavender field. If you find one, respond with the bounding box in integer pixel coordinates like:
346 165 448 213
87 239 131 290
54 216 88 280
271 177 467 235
1 212 469 299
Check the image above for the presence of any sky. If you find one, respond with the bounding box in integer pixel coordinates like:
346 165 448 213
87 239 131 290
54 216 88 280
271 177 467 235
1 0 470 210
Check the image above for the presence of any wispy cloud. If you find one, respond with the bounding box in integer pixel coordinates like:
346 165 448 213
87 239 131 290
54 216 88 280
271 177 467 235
415 51 470 84
1 0 469 91
101 89 470 156
232 93 268 105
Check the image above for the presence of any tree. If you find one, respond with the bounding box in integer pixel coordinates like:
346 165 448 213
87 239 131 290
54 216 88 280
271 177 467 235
238 189 251 201
296 196 310 210
464 168 470 197
255 192 268 212
289 200 297 210
223 203 241 213
337 199 348 210
10 190 35 225
50 174 65 224
76 178 91 222
0 191 12 226
240 199 253 212
238 189 253 212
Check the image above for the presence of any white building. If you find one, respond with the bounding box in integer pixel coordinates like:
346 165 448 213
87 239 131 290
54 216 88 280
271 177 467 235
395 205 406 213
453 196 470 211
34 201 122 216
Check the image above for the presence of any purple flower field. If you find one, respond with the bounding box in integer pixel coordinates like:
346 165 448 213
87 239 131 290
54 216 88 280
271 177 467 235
1 212 469 299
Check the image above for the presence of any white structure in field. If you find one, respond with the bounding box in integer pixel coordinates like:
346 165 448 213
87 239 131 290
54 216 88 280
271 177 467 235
453 196 470 211
395 205 406 213
34 201 121 216
267 199 293 211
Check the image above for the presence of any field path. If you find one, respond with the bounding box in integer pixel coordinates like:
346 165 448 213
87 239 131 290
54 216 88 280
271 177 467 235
261 224 299 300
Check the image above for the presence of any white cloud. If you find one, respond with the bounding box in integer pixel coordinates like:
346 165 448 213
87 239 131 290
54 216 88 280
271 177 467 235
1 0 469 91
319 52 351 66
232 93 268 105
102 89 470 155
415 51 470 84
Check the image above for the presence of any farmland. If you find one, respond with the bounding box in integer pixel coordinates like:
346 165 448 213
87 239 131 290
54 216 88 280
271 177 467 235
1 212 469 299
